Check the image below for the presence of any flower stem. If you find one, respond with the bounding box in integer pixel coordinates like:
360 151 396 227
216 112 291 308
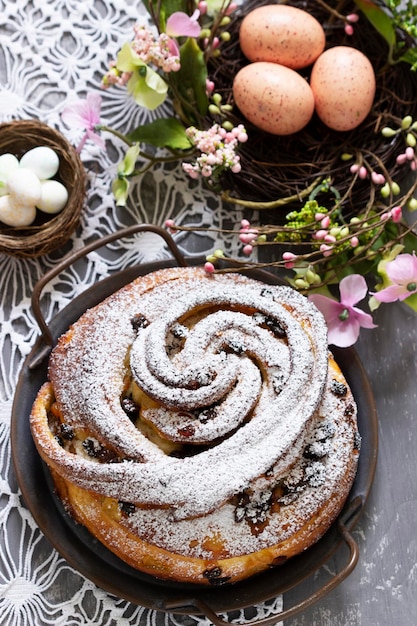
98 123 197 170
220 178 322 209
98 125 133 146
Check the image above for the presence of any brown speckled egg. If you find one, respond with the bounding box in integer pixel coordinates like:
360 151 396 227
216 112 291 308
310 46 376 131
239 5 325 70
233 62 315 135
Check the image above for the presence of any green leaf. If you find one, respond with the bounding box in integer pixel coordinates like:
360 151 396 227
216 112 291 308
116 43 145 72
112 177 130 206
127 68 169 110
171 37 208 121
402 228 417 254
128 118 192 149
118 144 141 175
355 0 396 48
399 46 417 70
403 292 417 312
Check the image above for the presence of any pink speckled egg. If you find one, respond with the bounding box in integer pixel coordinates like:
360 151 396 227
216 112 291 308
310 46 376 131
233 62 315 136
239 5 325 70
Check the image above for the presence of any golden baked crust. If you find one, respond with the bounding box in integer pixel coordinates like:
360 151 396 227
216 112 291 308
30 267 360 585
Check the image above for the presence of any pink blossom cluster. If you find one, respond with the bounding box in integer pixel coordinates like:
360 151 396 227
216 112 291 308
102 27 180 88
239 218 258 255
182 124 248 179
131 26 180 72
311 211 358 258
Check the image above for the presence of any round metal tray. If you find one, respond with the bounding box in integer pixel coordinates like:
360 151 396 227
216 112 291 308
11 225 378 625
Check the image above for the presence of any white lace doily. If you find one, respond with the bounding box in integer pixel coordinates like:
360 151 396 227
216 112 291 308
0 1 283 625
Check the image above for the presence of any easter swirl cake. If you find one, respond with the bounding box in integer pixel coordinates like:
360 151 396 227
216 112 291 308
30 267 360 585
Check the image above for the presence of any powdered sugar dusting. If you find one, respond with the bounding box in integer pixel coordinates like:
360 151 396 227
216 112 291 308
36 267 357 525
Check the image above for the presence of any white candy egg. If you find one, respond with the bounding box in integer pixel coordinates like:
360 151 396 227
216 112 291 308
20 146 60 180
0 195 37 227
0 153 20 196
37 179 69 214
7 168 42 207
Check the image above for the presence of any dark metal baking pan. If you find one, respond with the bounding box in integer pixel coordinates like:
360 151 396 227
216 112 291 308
11 224 378 625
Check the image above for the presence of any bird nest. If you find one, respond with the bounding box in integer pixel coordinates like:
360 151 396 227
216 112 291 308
0 119 86 258
210 0 417 216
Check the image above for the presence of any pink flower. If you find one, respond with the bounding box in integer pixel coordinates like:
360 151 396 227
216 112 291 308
347 13 360 23
166 10 201 38
373 252 417 303
309 274 377 347
390 205 402 222
282 251 297 269
61 92 105 152
239 231 257 244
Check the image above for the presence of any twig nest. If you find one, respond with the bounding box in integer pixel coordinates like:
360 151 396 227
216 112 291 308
210 0 417 210
0 119 86 258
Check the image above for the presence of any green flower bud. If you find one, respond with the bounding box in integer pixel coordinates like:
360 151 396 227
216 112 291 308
294 278 310 290
212 93 222 106
340 226 350 238
407 197 417 211
380 183 391 198
329 227 341 237
213 249 225 258
401 115 413 130
381 126 397 137
220 16 231 26
305 269 318 284
221 104 233 112
406 132 417 147
208 104 221 115
391 181 401 196
341 152 354 161
220 31 231 42
222 120 233 131
350 216 361 225
366 248 378 260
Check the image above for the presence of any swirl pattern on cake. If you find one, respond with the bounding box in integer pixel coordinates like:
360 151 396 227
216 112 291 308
30 267 360 584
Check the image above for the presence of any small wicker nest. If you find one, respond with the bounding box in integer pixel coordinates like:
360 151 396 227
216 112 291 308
0 119 86 258
210 0 417 215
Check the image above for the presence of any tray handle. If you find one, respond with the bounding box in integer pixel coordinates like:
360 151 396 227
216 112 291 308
29 224 188 369
163 496 362 626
